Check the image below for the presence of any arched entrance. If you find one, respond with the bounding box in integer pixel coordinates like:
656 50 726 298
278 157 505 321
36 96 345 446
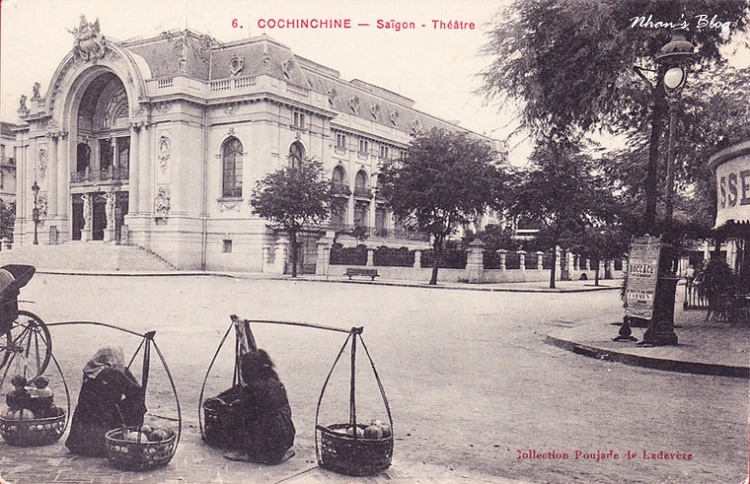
70 71 130 242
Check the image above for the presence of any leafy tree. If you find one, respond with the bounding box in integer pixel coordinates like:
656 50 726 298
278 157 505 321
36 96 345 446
0 199 15 241
481 0 750 234
571 225 630 286
379 127 504 285
250 159 331 277
504 137 618 288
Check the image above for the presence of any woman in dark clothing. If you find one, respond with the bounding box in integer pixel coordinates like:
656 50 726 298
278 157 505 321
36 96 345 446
224 349 295 464
65 346 146 457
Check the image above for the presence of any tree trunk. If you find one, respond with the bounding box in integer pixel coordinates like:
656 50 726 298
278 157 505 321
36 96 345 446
429 236 442 285
594 258 600 286
643 82 667 236
290 229 298 278
549 248 557 289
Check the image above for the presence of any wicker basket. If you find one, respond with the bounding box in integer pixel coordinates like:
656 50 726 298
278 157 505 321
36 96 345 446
105 426 177 471
318 423 393 476
202 385 243 448
0 410 66 447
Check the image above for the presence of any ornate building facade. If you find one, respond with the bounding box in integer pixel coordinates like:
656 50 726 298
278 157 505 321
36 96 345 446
13 17 500 271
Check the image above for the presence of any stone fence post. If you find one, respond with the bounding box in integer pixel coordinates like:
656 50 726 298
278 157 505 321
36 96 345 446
536 251 545 271
517 250 526 271
316 239 332 275
274 237 289 274
366 248 375 267
497 249 507 271
413 250 422 269
466 239 485 283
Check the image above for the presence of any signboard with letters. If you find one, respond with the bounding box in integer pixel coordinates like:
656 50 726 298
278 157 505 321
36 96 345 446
625 236 661 320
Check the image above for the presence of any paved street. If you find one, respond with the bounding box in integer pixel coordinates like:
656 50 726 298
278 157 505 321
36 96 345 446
1 274 747 483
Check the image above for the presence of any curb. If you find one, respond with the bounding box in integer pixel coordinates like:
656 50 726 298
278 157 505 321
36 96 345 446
31 269 621 293
545 334 750 379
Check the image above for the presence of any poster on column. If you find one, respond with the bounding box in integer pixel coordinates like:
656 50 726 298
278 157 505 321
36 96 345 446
625 236 661 320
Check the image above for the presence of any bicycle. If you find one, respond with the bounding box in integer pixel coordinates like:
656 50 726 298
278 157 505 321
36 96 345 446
0 265 52 381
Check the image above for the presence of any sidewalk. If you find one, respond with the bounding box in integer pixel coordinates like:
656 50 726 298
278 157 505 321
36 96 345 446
547 308 750 378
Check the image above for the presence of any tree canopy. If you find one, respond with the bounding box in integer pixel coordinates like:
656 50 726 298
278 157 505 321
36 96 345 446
504 137 620 287
481 0 750 238
481 0 749 135
379 127 504 284
249 159 331 277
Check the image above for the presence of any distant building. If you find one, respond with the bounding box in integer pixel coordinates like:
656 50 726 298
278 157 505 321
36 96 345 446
0 122 18 202
13 17 502 271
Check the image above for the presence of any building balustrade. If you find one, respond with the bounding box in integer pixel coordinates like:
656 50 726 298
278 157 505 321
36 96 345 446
330 182 351 196
353 186 373 199
70 167 129 184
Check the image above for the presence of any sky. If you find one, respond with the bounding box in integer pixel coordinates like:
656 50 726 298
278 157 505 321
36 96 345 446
0 0 533 163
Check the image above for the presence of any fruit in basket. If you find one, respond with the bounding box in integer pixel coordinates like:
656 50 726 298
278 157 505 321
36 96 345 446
124 431 147 442
364 424 384 439
344 426 364 438
148 428 171 441
2 409 21 420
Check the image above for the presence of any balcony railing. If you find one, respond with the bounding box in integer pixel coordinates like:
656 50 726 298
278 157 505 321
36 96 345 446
353 187 372 199
71 166 129 183
331 182 351 197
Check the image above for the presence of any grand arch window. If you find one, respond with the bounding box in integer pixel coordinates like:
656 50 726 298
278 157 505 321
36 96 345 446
289 141 305 169
222 137 243 198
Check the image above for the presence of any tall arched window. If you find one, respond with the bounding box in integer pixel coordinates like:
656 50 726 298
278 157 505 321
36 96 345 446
355 170 368 190
289 141 305 168
222 137 243 198
332 165 346 185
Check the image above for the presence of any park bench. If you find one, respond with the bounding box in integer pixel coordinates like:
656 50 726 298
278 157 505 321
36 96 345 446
344 268 380 281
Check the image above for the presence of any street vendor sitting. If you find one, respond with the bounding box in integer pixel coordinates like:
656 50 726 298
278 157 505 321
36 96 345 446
223 349 296 464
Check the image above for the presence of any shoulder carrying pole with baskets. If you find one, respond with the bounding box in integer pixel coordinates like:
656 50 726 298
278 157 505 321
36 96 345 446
199 315 257 448
103 330 182 471
315 326 394 477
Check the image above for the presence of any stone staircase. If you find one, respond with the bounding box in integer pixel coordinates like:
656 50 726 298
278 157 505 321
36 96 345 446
0 242 176 272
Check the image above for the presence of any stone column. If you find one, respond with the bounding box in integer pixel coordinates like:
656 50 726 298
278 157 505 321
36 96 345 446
366 247 375 267
466 239 485 283
316 239 332 275
129 124 140 214
47 133 58 217
497 249 507 271
274 237 289 274
57 132 70 231
138 124 151 216
536 251 545 271
517 250 526 271
585 258 591 270
413 250 422 269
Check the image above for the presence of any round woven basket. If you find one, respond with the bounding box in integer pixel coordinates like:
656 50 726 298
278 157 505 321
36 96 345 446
0 411 66 447
318 423 393 477
104 426 177 471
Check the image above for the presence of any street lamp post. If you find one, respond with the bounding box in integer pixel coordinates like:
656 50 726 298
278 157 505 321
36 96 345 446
31 181 40 245
640 30 695 346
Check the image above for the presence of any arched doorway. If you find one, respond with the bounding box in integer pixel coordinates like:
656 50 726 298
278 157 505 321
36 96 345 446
71 71 130 242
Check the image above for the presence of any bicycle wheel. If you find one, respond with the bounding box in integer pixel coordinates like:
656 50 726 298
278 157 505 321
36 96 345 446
0 310 52 380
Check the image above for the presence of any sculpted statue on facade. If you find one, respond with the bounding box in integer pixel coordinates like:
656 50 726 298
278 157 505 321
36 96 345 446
32 82 41 100
104 192 115 227
18 95 28 112
82 195 91 229
69 15 107 62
